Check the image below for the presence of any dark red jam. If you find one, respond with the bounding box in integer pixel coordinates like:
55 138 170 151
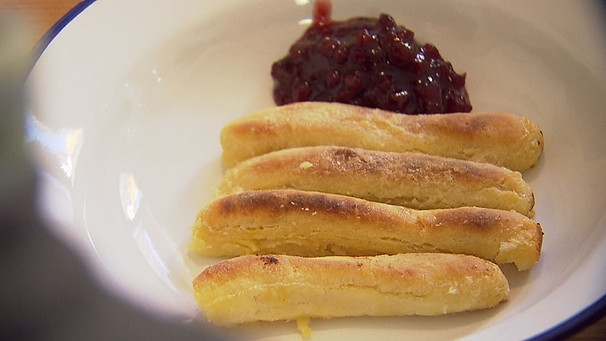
271 2 472 114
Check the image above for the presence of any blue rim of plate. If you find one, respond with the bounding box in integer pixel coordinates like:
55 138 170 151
31 1 606 340
31 0 97 63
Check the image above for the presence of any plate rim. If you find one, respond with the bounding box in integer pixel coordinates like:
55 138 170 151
29 1 606 340
30 0 97 64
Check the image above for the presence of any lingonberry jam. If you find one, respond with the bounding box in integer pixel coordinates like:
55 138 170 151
271 2 472 114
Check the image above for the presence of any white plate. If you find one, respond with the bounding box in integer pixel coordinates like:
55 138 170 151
26 0 606 340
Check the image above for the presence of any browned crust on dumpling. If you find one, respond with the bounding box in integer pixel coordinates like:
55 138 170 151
193 253 510 325
219 146 535 216
192 189 542 270
220 102 544 171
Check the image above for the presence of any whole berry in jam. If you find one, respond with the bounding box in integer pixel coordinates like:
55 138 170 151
271 8 472 115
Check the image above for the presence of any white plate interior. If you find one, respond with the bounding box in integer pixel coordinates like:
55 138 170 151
26 0 606 340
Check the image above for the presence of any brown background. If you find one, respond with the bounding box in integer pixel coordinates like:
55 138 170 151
0 0 604 339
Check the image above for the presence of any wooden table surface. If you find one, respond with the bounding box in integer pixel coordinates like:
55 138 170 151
1 0 604 340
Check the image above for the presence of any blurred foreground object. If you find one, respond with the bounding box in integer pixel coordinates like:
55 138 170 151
0 15 224 341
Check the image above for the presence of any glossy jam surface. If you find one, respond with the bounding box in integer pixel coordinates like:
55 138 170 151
271 5 472 114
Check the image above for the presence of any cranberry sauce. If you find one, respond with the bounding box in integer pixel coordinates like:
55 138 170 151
271 4 472 114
